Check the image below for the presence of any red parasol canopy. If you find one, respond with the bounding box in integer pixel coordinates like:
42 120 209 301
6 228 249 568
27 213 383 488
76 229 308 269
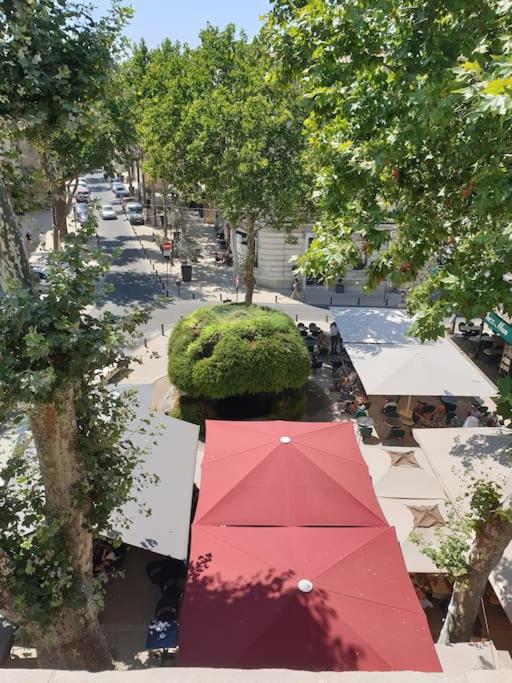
179 525 441 672
194 421 387 527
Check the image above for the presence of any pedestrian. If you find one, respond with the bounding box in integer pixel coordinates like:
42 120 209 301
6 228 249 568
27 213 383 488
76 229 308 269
291 277 301 301
329 321 340 354
25 232 33 252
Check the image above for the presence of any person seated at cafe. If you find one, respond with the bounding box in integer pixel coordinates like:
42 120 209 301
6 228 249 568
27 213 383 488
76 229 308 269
486 411 504 427
413 402 436 425
431 402 447 427
463 412 481 428
339 369 358 390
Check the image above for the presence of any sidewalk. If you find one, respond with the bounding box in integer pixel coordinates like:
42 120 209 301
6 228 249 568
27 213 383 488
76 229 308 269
132 210 405 310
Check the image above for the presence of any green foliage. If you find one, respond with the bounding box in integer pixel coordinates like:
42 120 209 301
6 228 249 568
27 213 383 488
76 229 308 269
469 480 503 524
0 223 151 626
413 511 472 581
413 477 509 582
270 1 512 337
168 304 310 399
0 0 131 132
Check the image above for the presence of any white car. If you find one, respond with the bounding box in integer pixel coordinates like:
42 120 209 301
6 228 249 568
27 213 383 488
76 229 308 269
100 204 117 220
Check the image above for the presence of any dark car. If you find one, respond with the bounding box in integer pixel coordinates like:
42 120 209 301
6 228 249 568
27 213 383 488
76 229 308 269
114 186 130 198
126 202 144 225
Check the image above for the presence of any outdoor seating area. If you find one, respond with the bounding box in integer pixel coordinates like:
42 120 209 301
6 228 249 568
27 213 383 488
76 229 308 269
358 427 512 651
328 308 498 445
178 420 441 672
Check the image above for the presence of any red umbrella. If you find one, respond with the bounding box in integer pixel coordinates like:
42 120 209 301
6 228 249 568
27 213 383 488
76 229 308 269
194 421 386 527
179 525 441 672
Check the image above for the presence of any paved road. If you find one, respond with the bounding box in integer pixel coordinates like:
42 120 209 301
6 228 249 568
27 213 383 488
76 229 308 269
88 173 170 335
88 172 336 337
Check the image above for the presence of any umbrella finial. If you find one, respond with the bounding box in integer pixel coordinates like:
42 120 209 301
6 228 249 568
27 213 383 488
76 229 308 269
280 436 292 444
298 579 313 593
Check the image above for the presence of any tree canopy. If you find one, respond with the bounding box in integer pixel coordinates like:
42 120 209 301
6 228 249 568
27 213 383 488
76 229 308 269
269 0 512 340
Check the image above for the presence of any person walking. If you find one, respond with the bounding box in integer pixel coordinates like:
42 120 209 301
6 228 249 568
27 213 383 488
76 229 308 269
329 321 340 354
291 277 301 301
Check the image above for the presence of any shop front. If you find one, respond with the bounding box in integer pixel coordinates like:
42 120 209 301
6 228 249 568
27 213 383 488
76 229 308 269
485 311 512 376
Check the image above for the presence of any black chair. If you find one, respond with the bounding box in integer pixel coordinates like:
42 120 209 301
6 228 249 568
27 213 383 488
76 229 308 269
311 354 323 370
388 426 405 441
383 405 399 418
146 558 187 590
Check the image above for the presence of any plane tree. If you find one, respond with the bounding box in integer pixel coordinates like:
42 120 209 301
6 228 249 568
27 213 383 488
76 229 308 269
0 1 151 670
269 0 512 644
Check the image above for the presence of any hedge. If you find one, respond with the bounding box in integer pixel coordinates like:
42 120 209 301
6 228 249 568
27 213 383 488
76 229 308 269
167 304 310 399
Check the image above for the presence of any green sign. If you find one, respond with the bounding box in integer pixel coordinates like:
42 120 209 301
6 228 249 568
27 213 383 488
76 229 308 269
485 312 512 345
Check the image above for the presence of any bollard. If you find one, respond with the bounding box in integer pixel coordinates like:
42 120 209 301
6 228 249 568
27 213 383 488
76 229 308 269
144 338 147 348
385 297 389 307
326 315 328 323
295 314 298 322
192 292 195 300
161 324 165 336
220 293 223 302
161 281 165 291
153 233 155 241
275 295 278 303
330 296 333 305
357 297 361 306
166 289 169 298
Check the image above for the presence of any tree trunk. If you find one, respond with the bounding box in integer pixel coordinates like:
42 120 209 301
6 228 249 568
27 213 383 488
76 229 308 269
438 513 512 644
54 179 68 240
162 180 169 239
141 171 146 209
66 176 79 213
127 164 134 196
151 187 157 227
35 607 112 671
136 161 141 202
29 387 113 670
244 215 256 304
0 175 32 291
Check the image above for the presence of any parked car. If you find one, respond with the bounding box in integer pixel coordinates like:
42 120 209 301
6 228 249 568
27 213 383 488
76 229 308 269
31 265 47 281
75 203 89 223
126 202 144 225
76 186 90 203
114 186 130 198
121 195 137 211
100 204 117 220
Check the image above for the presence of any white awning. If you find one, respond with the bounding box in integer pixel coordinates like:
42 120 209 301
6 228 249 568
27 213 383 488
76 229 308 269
361 444 448 572
346 339 497 397
414 428 512 622
108 384 199 560
331 307 419 345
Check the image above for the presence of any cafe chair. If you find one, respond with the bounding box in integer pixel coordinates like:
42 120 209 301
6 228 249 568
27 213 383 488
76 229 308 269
383 404 399 418
358 425 373 439
388 426 405 441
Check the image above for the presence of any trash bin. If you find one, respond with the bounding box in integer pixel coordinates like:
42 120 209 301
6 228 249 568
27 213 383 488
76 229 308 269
181 264 192 282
